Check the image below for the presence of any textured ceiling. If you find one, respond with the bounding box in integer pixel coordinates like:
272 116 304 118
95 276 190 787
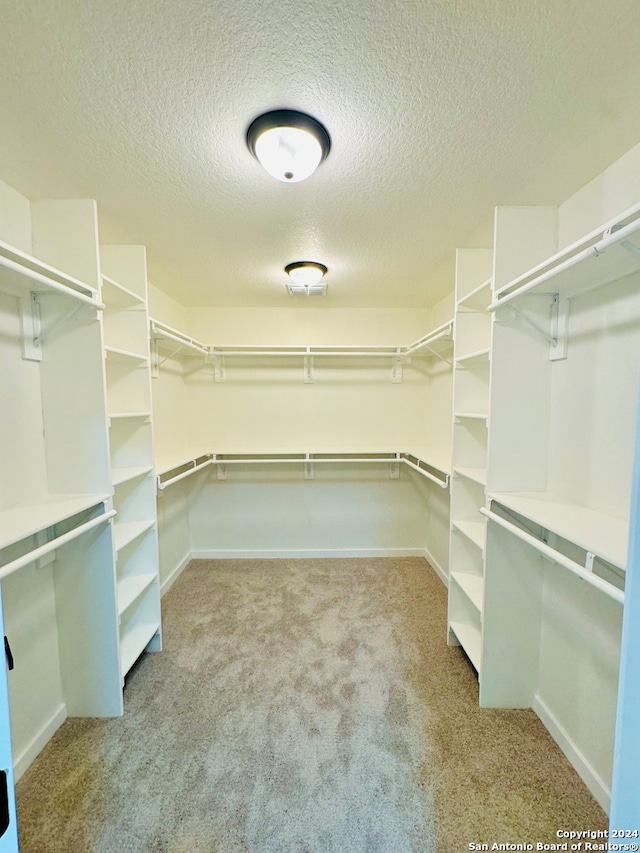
1 0 640 307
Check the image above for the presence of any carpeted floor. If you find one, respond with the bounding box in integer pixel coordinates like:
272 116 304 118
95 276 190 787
16 558 607 852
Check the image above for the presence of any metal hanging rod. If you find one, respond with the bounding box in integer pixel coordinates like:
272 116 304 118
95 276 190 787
481 507 624 604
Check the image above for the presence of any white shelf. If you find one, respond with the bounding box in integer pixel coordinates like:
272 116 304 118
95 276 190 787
111 466 154 487
101 275 145 308
457 278 492 311
450 620 482 671
0 493 109 552
493 206 640 306
452 519 486 551
451 572 484 611
455 348 490 367
105 346 148 364
114 520 155 553
117 573 157 616
487 491 628 570
0 238 100 304
454 467 487 486
454 412 489 421
120 621 160 677
108 411 152 421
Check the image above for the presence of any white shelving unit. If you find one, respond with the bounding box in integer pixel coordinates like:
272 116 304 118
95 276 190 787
447 249 493 672
101 245 162 681
0 189 125 812
479 204 637 812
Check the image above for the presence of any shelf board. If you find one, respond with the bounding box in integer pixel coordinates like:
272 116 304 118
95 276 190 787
457 278 492 311
114 520 155 553
117 573 157 616
454 467 487 486
455 347 490 367
452 519 486 551
105 345 148 364
451 572 484 611
495 209 640 304
111 466 154 487
0 493 109 552
449 620 482 671
108 411 152 422
0 238 99 302
120 621 160 677
487 491 628 570
101 275 145 308
454 412 489 421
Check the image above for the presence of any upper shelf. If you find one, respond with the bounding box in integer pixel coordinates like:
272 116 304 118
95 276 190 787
0 493 109 553
457 278 492 311
491 203 640 309
487 490 628 570
150 318 454 364
0 238 102 307
101 275 145 309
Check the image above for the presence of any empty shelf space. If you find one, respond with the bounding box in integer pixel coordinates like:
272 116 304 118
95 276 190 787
487 491 628 570
456 278 492 311
120 621 160 677
105 345 148 363
454 467 487 486
451 572 484 611
0 493 109 551
111 466 154 487
455 348 490 367
117 573 157 616
114 520 155 553
452 519 487 551
449 620 482 671
101 275 145 307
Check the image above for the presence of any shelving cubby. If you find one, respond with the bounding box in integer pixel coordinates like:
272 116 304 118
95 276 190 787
480 204 638 811
447 248 493 673
100 245 162 680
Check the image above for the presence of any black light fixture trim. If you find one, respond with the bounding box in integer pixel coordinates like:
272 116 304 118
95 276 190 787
285 261 328 277
246 110 331 163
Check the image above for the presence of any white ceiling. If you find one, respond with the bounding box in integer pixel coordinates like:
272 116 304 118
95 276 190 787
1 1 640 308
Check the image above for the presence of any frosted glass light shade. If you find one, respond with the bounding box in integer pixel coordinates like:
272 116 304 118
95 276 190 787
247 110 331 183
285 262 328 286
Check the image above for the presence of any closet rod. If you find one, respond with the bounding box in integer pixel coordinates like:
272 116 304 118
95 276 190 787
0 254 102 308
157 458 214 490
481 508 624 604
209 348 400 358
0 509 116 581
404 323 453 356
151 324 209 355
402 457 449 488
213 455 399 464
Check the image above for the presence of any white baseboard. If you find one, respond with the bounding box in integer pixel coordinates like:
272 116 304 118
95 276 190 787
423 547 448 587
160 551 193 596
190 548 427 560
13 703 67 782
533 693 611 814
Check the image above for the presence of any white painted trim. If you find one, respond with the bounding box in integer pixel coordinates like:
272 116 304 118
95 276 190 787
190 548 427 560
423 547 448 587
533 693 611 814
160 551 193 596
13 703 67 782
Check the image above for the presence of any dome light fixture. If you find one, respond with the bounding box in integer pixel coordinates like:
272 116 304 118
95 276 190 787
285 261 328 295
246 110 331 183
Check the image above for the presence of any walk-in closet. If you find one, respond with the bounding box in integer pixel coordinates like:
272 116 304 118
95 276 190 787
1 1 639 848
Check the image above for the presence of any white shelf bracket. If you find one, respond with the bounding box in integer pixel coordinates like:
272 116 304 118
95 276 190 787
585 552 596 573
392 349 403 383
506 301 561 357
151 337 159 378
304 353 314 384
389 459 400 479
216 462 227 480
304 456 314 479
19 294 43 361
211 352 225 382
35 528 56 569
549 293 569 361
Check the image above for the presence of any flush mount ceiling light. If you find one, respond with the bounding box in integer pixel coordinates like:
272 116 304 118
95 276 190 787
246 110 331 183
285 261 328 296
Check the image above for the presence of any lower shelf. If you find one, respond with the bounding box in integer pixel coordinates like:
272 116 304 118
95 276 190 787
450 571 484 611
117 573 157 616
120 621 160 678
450 620 482 672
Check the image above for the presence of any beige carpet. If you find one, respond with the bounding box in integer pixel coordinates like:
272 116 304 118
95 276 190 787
16 558 607 851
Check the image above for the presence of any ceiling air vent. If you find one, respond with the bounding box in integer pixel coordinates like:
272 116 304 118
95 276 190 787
287 283 327 296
